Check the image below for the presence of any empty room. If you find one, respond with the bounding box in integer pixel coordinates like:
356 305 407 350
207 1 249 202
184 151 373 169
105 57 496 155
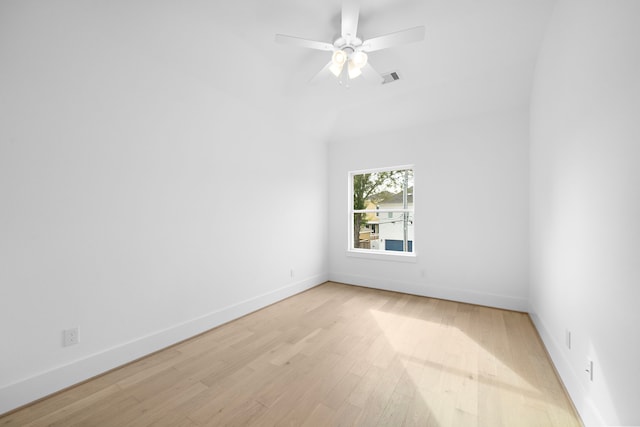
1 0 638 426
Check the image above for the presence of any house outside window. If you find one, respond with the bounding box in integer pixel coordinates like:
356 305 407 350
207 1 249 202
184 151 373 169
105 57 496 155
349 166 414 256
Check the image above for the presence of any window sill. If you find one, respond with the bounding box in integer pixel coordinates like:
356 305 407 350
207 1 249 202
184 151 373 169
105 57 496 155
346 249 417 263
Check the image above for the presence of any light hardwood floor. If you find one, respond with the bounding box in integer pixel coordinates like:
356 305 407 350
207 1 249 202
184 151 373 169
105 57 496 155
0 282 582 426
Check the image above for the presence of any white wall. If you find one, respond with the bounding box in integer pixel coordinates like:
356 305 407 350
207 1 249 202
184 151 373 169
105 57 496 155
0 2 328 413
3 0 638 422
328 108 530 311
529 1 640 425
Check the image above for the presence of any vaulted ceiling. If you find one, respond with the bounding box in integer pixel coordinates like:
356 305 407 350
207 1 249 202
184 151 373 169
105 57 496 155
0 0 556 140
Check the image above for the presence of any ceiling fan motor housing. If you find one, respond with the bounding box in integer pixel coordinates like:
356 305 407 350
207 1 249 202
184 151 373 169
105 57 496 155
334 36 362 52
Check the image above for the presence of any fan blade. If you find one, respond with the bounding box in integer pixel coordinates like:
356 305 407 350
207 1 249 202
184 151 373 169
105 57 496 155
341 1 359 39
275 34 334 51
362 26 425 52
310 61 334 84
360 63 384 84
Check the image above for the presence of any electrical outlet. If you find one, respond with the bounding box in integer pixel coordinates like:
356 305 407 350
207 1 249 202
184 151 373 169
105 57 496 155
565 329 571 349
63 328 79 347
290 268 294 278
585 360 594 382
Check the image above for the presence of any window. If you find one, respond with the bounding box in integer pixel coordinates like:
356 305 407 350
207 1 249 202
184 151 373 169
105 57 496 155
349 166 414 256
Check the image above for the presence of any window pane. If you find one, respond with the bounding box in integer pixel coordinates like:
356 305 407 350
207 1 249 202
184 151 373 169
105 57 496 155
353 212 414 252
352 170 414 211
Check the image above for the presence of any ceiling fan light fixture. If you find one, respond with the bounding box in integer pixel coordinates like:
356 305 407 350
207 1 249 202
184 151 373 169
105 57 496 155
352 51 368 68
329 62 345 77
330 49 348 77
347 60 362 79
332 50 347 66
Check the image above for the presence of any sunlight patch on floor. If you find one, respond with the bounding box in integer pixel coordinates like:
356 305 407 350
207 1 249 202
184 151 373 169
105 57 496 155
369 307 551 425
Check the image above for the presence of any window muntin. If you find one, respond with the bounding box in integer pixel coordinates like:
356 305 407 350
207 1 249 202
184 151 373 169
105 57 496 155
349 167 414 255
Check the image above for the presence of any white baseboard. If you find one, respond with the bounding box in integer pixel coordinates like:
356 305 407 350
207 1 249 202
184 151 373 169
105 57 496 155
528 310 604 427
329 272 528 312
0 274 327 415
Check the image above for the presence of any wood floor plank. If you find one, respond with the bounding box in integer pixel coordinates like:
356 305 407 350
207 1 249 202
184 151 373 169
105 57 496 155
301 403 335 427
0 282 583 427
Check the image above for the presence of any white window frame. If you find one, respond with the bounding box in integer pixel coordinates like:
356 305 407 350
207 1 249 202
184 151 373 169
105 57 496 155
347 165 416 262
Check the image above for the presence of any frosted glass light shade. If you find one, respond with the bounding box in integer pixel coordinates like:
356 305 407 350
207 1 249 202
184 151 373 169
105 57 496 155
352 51 368 68
330 50 348 77
348 60 362 79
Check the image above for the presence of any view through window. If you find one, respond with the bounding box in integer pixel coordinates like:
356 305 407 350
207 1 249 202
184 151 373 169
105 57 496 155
350 167 414 254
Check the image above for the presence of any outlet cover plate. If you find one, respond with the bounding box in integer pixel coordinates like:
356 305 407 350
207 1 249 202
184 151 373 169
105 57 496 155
63 328 79 347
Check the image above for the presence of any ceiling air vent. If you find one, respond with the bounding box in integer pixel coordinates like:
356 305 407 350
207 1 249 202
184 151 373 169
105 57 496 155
382 71 401 84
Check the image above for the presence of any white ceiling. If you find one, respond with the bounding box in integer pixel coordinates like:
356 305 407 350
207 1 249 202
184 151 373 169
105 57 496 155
1 0 555 141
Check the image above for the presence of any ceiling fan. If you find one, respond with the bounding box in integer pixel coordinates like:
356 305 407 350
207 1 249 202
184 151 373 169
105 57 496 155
275 1 425 85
